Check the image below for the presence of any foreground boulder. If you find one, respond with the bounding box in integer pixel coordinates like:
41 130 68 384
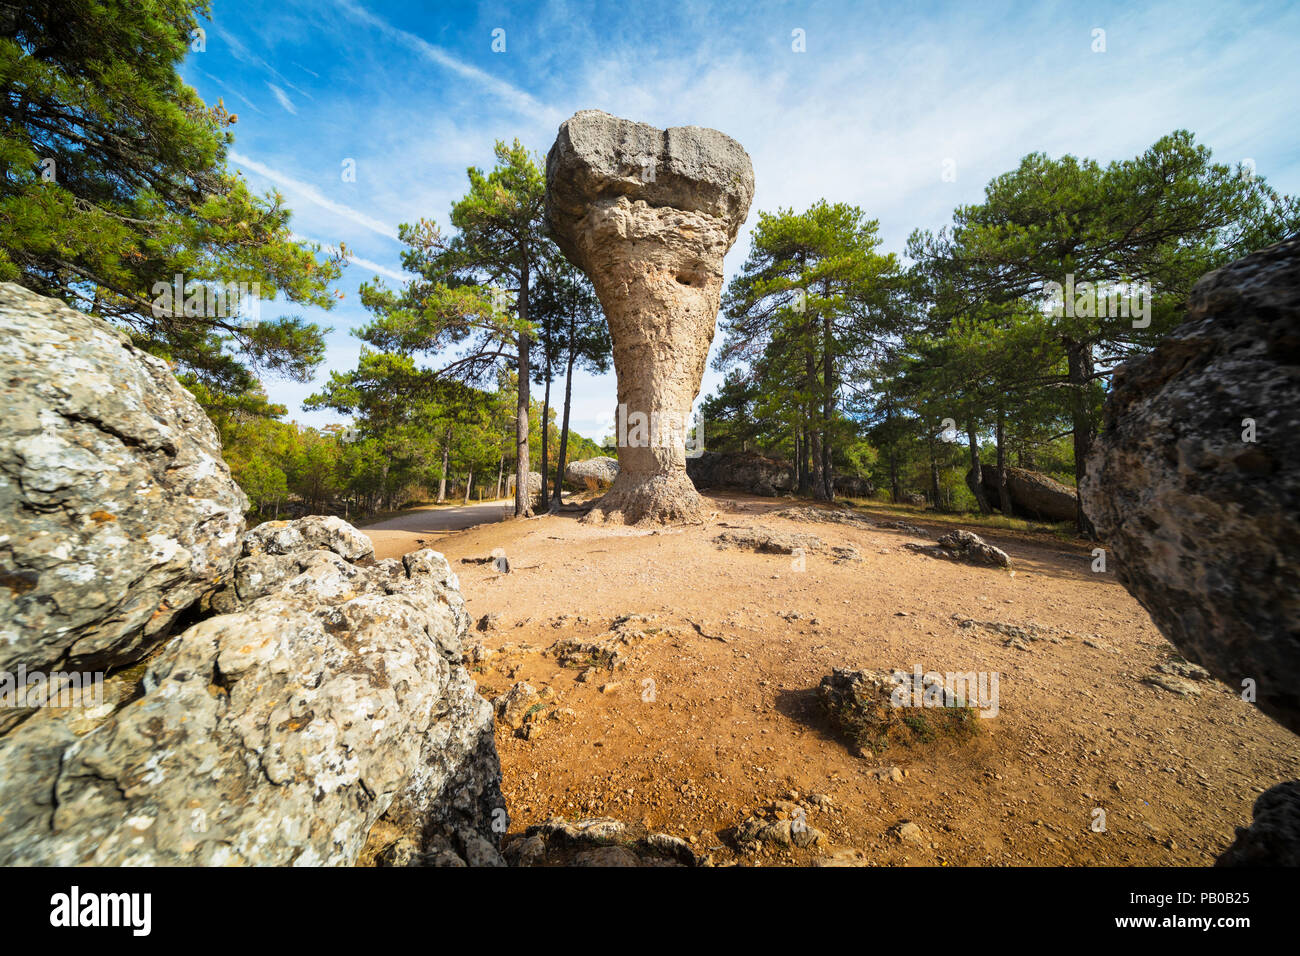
818 668 979 754
565 455 619 490
0 282 248 679
1080 238 1300 735
0 516 506 865
546 110 754 524
1216 781 1300 866
968 464 1078 522
687 450 794 497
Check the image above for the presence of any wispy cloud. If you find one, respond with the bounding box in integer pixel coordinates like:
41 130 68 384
333 0 562 124
215 23 314 100
229 150 399 241
191 67 264 115
292 234 412 284
200 0 1300 432
267 83 297 114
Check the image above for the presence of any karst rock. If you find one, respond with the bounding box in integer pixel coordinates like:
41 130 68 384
0 516 506 866
545 109 754 524
0 282 248 695
1081 237 1300 733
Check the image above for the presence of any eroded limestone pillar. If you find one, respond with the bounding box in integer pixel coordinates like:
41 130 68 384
545 110 754 524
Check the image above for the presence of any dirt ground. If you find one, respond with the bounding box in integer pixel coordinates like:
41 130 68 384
361 499 512 556
365 494 1298 866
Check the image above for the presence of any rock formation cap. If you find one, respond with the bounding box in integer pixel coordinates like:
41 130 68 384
545 109 755 260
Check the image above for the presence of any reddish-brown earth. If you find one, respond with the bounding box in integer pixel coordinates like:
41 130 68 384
365 494 1298 866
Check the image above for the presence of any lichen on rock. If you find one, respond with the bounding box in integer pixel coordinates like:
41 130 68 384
0 281 247 678
0 516 506 866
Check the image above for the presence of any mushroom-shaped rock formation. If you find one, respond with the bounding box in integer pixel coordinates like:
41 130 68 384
545 110 754 524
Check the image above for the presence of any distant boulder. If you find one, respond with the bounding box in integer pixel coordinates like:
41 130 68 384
834 474 875 498
905 529 1011 569
968 464 1077 523
686 450 794 497
565 456 619 490
506 471 544 497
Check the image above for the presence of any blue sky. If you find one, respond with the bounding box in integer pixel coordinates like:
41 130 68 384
181 0 1300 441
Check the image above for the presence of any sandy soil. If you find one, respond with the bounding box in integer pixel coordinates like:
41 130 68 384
364 494 1299 866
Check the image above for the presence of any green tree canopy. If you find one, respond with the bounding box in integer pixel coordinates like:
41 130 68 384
1 0 342 396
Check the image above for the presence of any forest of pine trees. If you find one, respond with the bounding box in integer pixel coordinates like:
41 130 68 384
7 1 1296 528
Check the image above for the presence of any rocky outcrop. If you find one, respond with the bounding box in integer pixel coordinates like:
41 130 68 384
0 284 506 866
834 473 875 498
1080 238 1300 734
546 110 754 524
687 450 794 497
550 614 683 674
818 667 979 755
906 529 1011 569
713 528 822 555
564 455 619 490
968 464 1077 522
503 817 702 867
0 282 248 680
1216 781 1300 866
0 515 505 866
771 506 875 528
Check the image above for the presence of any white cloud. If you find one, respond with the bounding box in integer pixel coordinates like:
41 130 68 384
291 234 413 285
267 83 297 114
229 151 400 241
332 0 563 125
236 0 1300 437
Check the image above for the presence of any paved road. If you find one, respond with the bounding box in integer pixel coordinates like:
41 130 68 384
360 499 513 559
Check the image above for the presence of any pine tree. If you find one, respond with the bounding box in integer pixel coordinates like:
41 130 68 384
358 140 550 517
1 0 342 395
717 200 900 500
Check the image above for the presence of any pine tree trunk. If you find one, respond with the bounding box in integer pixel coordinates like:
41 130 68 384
464 470 472 505
810 428 824 500
1066 340 1096 536
806 343 823 497
927 429 941 508
437 427 450 503
819 280 835 501
996 404 1013 517
966 420 991 514
794 429 804 493
553 336 577 507
886 401 899 503
541 370 551 506
515 261 533 518
496 452 505 500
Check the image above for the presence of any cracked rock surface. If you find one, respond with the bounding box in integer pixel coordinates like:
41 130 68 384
0 281 247 679
1080 238 1300 734
0 516 506 866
